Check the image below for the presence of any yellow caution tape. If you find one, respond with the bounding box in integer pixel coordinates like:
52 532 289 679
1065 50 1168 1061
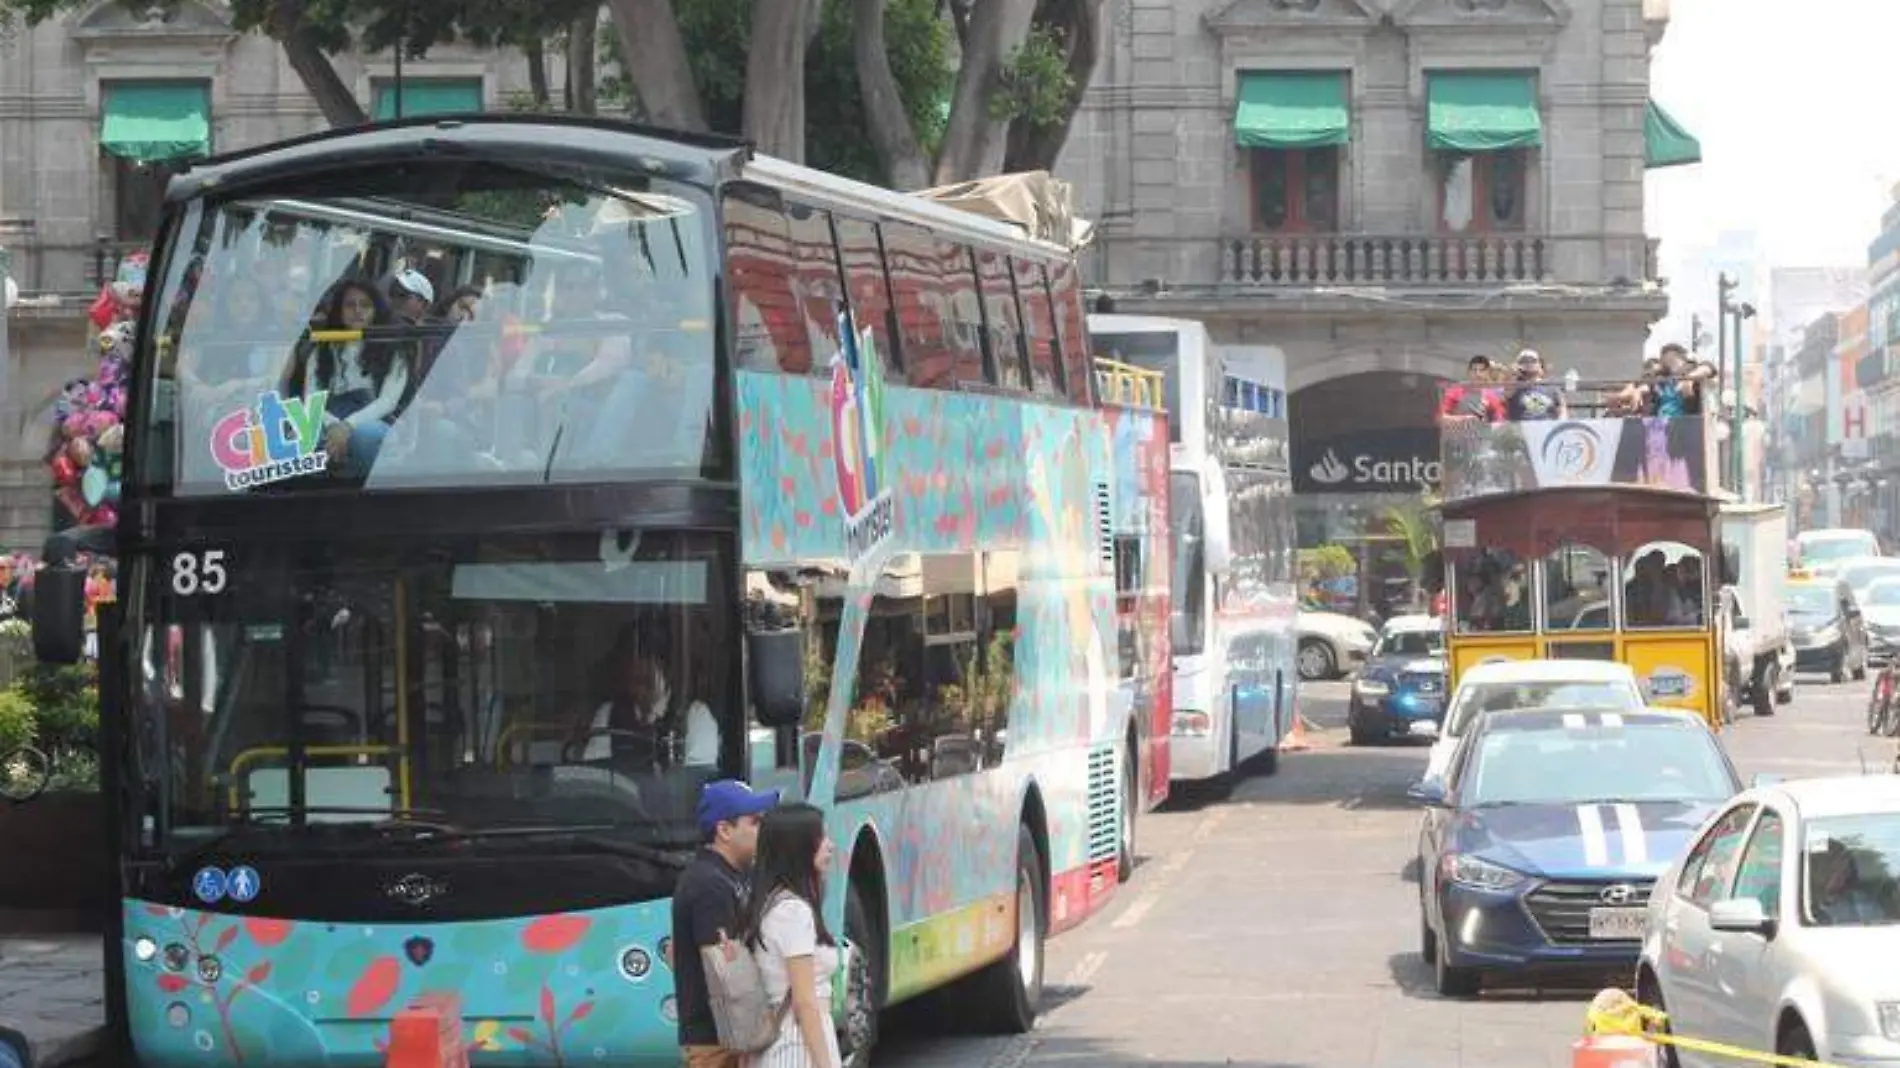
1586 990 1848 1068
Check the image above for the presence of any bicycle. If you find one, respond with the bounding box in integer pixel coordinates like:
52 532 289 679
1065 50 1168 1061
0 744 51 804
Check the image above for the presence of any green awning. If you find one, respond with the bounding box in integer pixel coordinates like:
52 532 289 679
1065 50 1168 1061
1234 71 1350 149
100 82 211 163
1426 72 1542 152
1645 99 1702 169
372 79 484 120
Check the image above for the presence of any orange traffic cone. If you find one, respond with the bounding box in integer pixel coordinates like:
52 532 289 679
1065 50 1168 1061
1279 709 1313 752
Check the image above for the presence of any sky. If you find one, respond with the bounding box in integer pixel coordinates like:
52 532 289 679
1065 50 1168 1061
1646 0 1900 336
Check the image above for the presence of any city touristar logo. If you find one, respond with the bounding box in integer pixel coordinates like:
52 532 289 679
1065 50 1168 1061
830 309 894 562
210 390 330 491
1539 422 1603 482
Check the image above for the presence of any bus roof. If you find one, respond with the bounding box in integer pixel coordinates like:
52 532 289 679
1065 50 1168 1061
166 114 1076 263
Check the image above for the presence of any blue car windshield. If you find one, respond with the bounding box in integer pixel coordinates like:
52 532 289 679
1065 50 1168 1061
1461 724 1734 807
1375 630 1442 658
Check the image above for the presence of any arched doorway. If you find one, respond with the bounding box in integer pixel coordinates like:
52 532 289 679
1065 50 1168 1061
1290 371 1448 621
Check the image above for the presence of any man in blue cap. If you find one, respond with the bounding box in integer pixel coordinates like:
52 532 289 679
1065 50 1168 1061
673 779 780 1067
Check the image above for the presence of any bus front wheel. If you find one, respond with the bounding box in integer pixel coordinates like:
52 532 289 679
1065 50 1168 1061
977 825 1046 1033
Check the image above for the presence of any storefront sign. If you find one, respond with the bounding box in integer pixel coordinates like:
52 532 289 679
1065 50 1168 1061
1291 427 1442 494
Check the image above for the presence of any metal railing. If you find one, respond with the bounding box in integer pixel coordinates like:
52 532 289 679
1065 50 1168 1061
1222 233 1552 285
1093 357 1166 410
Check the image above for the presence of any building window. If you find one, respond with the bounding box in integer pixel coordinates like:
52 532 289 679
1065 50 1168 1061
371 78 484 120
1250 148 1340 233
1438 151 1527 233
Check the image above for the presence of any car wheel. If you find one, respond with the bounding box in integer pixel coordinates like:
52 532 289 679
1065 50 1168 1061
1432 939 1480 998
1297 638 1336 682
1778 1019 1817 1062
1635 970 1681 1068
1419 913 1437 965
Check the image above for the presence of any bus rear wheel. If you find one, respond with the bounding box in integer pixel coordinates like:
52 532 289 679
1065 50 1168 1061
976 825 1045 1033
1117 742 1137 883
840 885 880 1068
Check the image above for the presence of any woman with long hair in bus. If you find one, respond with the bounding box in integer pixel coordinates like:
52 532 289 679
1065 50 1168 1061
739 803 841 1068
283 277 410 478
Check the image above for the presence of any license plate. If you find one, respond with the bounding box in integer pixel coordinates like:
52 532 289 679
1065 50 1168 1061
1586 907 1647 940
1408 719 1440 737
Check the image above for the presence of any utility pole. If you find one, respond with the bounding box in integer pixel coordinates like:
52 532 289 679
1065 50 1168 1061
1717 273 1740 495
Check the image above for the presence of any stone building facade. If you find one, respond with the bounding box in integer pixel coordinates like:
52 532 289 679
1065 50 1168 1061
0 0 545 553
1057 0 1692 565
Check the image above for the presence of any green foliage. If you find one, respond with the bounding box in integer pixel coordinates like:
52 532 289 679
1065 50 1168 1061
0 688 34 756
989 24 1077 129
14 663 99 752
1298 545 1357 585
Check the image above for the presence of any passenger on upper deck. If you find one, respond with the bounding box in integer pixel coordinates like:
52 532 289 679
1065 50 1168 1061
1611 342 1716 418
283 278 411 478
1439 355 1507 425
1505 349 1566 421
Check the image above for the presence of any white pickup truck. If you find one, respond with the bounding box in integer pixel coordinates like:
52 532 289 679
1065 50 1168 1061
1719 502 1797 717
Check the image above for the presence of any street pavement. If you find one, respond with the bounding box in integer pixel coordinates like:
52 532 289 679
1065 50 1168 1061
877 669 1887 1068
2 671 1881 1068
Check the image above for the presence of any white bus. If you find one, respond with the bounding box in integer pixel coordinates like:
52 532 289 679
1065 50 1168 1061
1088 315 1298 792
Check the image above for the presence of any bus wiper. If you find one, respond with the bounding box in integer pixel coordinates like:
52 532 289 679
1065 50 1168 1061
416 824 689 870
166 807 453 872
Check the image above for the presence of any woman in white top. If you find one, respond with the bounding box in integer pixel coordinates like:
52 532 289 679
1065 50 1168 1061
283 279 411 478
739 803 841 1068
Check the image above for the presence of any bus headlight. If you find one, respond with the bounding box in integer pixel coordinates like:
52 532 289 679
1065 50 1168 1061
1171 710 1211 737
133 937 157 962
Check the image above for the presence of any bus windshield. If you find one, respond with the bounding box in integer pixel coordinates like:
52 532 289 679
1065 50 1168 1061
129 529 738 856
137 162 719 496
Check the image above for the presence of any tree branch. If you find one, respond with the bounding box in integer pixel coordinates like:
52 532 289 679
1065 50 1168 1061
741 0 819 160
851 0 929 188
267 0 367 127
1002 0 1102 173
933 0 1035 183
603 0 707 130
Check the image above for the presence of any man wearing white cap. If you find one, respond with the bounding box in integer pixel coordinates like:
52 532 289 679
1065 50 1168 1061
388 267 447 383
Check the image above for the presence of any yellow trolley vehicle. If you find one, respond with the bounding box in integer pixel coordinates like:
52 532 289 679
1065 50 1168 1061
1431 389 1729 727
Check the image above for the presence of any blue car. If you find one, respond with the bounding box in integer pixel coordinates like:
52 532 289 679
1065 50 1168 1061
1410 707 1742 997
1348 615 1445 745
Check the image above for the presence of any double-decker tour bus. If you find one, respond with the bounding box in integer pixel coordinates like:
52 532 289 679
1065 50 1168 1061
1086 315 1297 792
30 115 1166 1067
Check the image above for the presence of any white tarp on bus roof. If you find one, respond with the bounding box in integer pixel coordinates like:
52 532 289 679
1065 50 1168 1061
914 171 1094 250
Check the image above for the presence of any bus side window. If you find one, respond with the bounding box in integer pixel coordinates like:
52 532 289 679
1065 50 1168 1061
881 222 951 389
1013 258 1063 398
936 239 989 387
834 215 904 381
976 247 1029 390
784 200 847 376
721 187 810 374
1046 260 1094 405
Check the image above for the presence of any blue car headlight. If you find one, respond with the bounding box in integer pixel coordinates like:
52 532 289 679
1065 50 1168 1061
1354 678 1390 698
1440 853 1526 892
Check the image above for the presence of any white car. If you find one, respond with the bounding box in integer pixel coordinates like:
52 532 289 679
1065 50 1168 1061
1422 659 1645 781
1297 610 1378 681
1639 775 1900 1067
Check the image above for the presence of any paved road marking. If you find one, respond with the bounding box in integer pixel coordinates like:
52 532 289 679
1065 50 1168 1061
1112 805 1226 930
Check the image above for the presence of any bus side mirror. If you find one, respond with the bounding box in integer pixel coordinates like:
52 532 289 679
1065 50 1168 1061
31 563 86 665
748 627 807 729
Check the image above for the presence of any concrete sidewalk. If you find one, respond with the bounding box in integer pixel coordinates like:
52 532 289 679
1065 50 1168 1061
0 932 104 1068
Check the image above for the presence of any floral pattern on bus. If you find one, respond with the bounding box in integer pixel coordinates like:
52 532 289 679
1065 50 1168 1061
120 898 681 1067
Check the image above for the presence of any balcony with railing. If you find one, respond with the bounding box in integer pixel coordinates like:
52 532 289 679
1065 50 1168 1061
6 238 145 311
1215 234 1660 289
